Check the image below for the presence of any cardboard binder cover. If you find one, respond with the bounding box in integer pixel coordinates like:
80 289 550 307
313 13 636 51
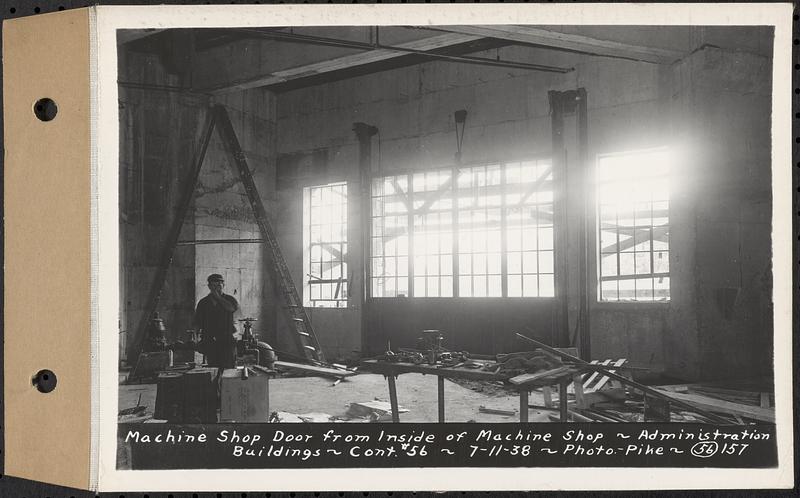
3 8 94 491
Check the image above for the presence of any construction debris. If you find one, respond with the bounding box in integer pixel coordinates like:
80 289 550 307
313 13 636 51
478 406 516 416
364 332 775 425
269 411 338 423
345 400 409 422
118 393 146 417
659 384 774 407
298 412 335 423
653 389 774 423
118 404 150 424
270 411 304 423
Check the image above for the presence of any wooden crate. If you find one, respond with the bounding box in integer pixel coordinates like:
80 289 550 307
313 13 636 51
153 372 184 421
219 368 270 422
183 367 218 423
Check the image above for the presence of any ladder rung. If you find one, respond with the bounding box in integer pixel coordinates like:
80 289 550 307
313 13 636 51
214 105 325 364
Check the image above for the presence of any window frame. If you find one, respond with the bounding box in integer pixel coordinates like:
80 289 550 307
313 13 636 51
302 180 349 308
594 147 671 304
368 156 556 299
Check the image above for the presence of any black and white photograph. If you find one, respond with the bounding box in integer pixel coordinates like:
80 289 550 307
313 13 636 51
103 4 791 489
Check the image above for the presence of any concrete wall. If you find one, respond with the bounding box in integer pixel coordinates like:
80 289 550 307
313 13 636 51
274 33 774 379
120 27 774 380
275 46 577 360
674 47 774 381
119 46 278 359
274 148 363 359
119 48 206 358
275 44 676 363
193 90 278 345
567 58 674 375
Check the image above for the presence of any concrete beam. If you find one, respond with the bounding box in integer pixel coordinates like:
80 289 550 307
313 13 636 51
436 25 684 64
206 32 481 95
117 29 164 45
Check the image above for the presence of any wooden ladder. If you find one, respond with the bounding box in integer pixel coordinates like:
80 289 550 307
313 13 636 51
131 105 326 368
213 105 326 364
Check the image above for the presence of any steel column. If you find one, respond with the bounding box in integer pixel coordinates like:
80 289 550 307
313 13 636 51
353 122 378 354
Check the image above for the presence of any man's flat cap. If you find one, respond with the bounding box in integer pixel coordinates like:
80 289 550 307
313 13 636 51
207 273 224 283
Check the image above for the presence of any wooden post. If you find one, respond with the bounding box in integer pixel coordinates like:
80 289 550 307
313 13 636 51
265 375 270 420
437 375 445 423
387 375 400 423
573 374 584 408
519 389 529 422
559 377 570 422
575 88 591 361
542 386 553 408
549 90 569 348
642 392 648 421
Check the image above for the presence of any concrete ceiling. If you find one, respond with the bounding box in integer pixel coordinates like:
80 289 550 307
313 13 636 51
120 25 772 94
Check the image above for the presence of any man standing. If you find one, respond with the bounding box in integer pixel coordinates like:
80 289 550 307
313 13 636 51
194 273 240 368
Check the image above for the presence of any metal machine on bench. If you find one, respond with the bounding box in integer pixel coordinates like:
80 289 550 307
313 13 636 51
131 313 276 378
236 317 277 369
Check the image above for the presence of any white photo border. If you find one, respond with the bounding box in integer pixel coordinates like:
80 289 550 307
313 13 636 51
95 3 794 491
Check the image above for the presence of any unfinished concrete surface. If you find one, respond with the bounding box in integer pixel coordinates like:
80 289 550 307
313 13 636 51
272 35 773 379
118 25 775 383
119 373 554 423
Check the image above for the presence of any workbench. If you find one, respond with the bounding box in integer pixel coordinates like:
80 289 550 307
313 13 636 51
362 359 586 423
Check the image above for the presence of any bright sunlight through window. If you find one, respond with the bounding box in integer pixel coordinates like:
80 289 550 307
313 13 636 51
371 160 554 298
597 148 670 302
303 182 348 308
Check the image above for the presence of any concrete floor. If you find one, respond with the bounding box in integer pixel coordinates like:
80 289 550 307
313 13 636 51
119 372 556 423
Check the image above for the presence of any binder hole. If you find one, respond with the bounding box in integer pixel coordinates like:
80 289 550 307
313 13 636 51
32 369 57 393
33 98 58 121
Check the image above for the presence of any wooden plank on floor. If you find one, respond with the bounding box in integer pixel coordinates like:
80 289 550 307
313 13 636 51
274 360 357 377
655 389 775 422
687 387 759 406
509 366 573 386
656 384 690 393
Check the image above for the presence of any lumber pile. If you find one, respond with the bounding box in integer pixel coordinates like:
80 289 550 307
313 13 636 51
653 384 775 423
513 333 770 425
686 385 773 407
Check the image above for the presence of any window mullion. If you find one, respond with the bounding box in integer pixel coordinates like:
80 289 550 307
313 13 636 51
615 210 620 301
650 193 656 298
452 165 460 297
500 164 508 298
407 173 415 298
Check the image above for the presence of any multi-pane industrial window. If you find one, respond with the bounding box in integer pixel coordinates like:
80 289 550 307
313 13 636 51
413 170 454 297
457 165 503 297
303 182 348 308
597 148 670 302
371 160 554 298
371 175 410 298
